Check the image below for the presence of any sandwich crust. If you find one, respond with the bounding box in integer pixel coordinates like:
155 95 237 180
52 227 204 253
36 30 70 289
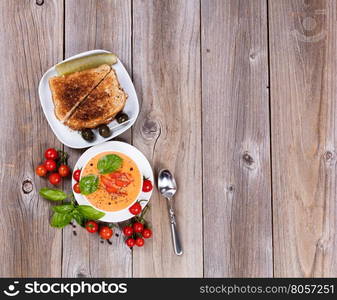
49 64 111 122
65 68 127 130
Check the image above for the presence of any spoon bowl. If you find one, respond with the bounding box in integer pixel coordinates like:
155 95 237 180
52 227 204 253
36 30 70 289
158 169 177 199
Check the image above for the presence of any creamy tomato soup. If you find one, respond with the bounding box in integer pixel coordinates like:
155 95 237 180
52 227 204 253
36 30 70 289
81 151 142 212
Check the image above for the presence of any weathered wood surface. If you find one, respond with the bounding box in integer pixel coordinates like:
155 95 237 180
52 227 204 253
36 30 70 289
2 0 337 278
132 0 203 277
270 0 337 277
0 0 64 277
62 0 132 277
201 0 272 277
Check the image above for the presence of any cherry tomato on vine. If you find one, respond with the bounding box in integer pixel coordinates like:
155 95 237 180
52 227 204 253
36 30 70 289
123 226 133 237
73 169 81 182
73 182 81 193
44 159 57 172
49 173 61 185
135 237 145 247
133 222 144 233
35 164 47 177
45 148 58 160
99 226 113 240
58 165 70 177
142 228 152 239
142 179 153 193
85 221 98 233
129 202 142 215
126 238 135 248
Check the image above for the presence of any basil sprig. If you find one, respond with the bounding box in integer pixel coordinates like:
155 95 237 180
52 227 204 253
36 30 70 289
97 154 122 174
79 175 99 195
39 188 105 228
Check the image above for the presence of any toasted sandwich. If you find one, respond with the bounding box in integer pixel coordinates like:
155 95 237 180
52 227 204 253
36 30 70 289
49 64 111 122
65 68 127 130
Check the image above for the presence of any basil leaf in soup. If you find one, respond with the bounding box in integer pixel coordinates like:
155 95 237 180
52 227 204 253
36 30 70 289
79 175 99 195
97 154 123 174
50 212 73 228
76 205 105 220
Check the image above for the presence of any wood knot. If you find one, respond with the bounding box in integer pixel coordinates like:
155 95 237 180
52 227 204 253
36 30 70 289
36 0 44 5
76 272 88 278
316 238 330 251
141 118 160 140
241 151 257 170
249 52 257 60
242 152 254 165
227 185 235 192
324 151 334 161
206 49 211 53
322 150 336 167
22 179 33 194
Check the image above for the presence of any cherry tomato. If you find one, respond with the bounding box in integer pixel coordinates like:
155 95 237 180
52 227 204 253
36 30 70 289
133 222 144 233
99 226 113 240
49 173 61 185
142 228 152 239
85 221 98 233
142 179 153 192
73 182 81 193
135 237 145 247
45 148 58 160
73 169 81 182
35 164 47 177
129 202 142 215
126 238 135 248
58 164 70 177
45 159 57 172
123 226 133 237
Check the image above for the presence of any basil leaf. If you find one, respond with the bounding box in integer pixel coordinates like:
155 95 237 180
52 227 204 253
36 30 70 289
97 154 122 174
52 204 74 214
79 175 99 195
39 188 68 201
50 212 73 228
72 209 85 226
76 205 105 220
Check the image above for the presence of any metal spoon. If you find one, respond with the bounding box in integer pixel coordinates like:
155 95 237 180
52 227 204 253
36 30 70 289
158 169 183 256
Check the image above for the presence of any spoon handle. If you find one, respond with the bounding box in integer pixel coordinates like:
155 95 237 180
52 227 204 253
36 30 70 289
167 198 183 256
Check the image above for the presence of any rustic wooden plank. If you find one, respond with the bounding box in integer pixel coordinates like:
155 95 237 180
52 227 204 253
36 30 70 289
201 0 272 277
270 0 337 277
132 0 203 277
62 0 132 277
0 0 63 276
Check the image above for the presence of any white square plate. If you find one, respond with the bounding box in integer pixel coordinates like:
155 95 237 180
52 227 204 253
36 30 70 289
38 49 139 149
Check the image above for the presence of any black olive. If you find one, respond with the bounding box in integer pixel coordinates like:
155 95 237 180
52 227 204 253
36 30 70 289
81 128 95 141
116 112 129 124
98 124 111 138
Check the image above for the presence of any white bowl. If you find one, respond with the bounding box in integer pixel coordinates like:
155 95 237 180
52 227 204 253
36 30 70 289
38 50 139 149
72 141 153 223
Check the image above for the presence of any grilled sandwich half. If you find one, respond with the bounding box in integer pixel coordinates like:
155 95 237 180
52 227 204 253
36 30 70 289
65 68 127 130
49 64 111 122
